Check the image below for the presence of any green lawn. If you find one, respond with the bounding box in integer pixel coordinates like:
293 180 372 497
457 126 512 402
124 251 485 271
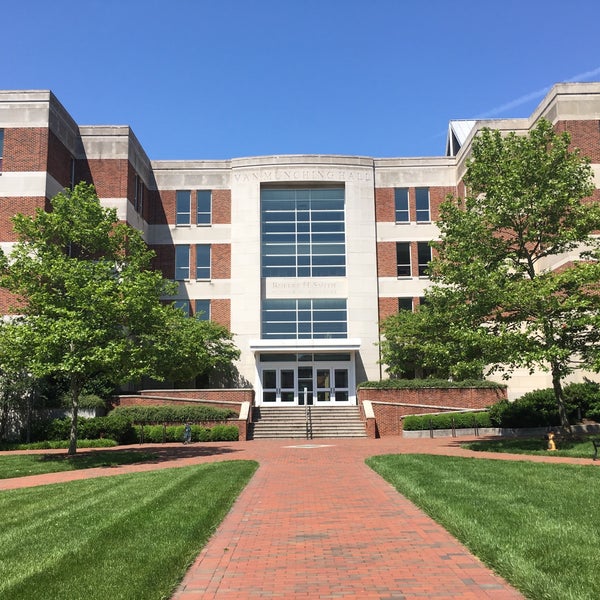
0 450 159 479
463 436 600 459
0 461 258 600
367 454 600 600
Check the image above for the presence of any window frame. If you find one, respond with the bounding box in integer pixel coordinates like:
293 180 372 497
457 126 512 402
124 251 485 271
174 245 190 280
195 299 211 320
394 188 409 223
176 190 191 226
396 242 411 278
415 187 430 222
196 190 212 225
417 241 432 277
195 244 211 280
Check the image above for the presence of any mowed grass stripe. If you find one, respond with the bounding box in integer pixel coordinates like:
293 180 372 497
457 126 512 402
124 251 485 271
367 454 600 600
0 460 257 600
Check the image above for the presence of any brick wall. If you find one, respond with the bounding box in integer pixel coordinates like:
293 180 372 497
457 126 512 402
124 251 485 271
213 189 231 224
358 386 506 437
151 244 175 278
555 120 600 163
2 128 48 172
377 241 396 277
375 186 453 223
210 299 231 328
212 243 231 278
83 159 130 198
378 297 398 322
47 130 73 188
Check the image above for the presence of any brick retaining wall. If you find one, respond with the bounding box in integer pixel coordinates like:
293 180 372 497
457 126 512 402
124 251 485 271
358 386 506 438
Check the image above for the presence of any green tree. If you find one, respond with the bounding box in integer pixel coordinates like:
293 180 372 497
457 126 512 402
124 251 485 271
0 183 239 453
380 296 493 381
429 119 600 428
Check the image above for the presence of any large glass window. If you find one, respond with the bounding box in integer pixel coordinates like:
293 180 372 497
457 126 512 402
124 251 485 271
262 299 347 339
195 299 211 320
176 191 191 225
196 190 212 225
173 300 190 316
175 245 190 280
398 297 413 311
196 244 211 279
415 187 430 222
396 242 411 277
394 188 409 222
417 242 432 277
261 188 346 277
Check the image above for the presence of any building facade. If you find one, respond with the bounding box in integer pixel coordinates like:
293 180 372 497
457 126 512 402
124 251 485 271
1 83 599 402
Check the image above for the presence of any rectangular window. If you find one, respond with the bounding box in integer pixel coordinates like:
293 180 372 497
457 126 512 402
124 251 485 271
195 299 211 320
396 242 411 277
196 190 212 225
262 298 347 339
415 187 430 222
176 190 191 226
261 188 346 277
398 297 413 311
134 174 144 214
417 242 431 277
175 245 190 280
196 244 211 279
173 300 190 316
0 128 4 171
394 188 409 222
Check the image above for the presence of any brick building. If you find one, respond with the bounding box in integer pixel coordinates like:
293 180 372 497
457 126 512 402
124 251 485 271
0 83 599 403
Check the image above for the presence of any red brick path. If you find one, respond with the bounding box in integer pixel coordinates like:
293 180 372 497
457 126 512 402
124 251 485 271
4 436 596 598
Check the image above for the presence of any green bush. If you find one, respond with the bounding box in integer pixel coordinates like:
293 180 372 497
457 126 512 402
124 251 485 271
133 424 238 443
587 403 600 422
358 379 506 390
486 382 600 428
403 411 491 431
111 404 237 424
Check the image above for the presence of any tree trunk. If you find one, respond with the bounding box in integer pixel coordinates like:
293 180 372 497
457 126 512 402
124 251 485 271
551 364 571 431
68 378 82 456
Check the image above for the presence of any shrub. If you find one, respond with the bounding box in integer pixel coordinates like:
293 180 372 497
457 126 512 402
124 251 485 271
111 404 237 424
587 403 600 422
486 383 600 428
358 379 505 390
403 411 491 431
133 424 238 443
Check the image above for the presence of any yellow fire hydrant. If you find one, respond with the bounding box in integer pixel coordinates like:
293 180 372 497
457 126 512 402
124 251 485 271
547 432 556 451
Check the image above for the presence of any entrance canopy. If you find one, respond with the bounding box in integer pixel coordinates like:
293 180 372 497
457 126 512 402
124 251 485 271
249 338 361 353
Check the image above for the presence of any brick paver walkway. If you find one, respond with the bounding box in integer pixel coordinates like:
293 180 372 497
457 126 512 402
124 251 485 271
3 435 597 598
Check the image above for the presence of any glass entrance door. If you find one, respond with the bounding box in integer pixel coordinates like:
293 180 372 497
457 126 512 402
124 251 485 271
259 362 352 405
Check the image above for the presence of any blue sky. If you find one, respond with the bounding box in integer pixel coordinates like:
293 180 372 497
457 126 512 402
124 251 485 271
4 0 600 160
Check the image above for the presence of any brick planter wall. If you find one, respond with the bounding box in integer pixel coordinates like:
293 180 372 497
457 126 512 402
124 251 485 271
113 389 255 441
358 386 506 438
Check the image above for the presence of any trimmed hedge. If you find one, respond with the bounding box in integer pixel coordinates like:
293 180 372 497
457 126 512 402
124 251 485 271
45 414 136 445
111 405 237 423
403 411 491 431
358 379 506 390
134 424 239 443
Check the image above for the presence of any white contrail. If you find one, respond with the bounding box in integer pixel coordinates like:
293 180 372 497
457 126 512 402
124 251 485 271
475 66 600 119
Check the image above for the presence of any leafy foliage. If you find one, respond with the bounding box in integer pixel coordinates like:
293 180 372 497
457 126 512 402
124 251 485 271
384 119 600 427
134 423 239 443
358 378 505 390
403 411 491 431
111 404 237 423
0 183 239 453
487 380 600 428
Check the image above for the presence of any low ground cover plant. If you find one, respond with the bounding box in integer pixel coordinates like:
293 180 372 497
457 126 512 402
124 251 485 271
0 461 258 600
0 450 158 479
403 411 491 431
367 454 600 600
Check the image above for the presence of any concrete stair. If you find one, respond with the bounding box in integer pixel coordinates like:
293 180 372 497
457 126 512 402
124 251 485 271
250 406 367 439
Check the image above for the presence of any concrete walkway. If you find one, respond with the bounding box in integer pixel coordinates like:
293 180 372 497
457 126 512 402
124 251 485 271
2 436 597 598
